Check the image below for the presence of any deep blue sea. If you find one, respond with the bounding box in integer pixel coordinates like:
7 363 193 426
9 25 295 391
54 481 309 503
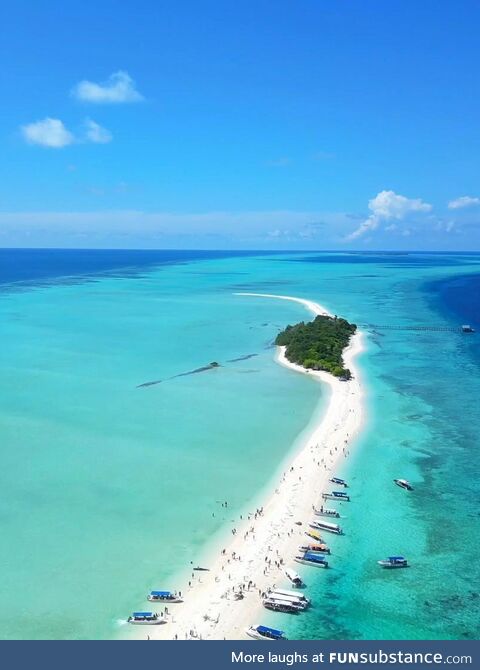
0 248 479 639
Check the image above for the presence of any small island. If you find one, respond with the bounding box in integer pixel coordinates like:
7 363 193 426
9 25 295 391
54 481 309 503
275 314 357 379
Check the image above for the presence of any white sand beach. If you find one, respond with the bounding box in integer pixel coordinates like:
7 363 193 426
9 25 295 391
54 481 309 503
141 293 365 640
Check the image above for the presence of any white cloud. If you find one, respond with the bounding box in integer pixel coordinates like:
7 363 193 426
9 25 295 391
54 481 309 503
448 195 480 209
84 119 112 144
21 118 75 148
346 190 432 240
72 71 144 103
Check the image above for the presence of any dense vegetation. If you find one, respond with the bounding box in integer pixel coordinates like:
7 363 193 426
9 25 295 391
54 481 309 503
275 315 357 379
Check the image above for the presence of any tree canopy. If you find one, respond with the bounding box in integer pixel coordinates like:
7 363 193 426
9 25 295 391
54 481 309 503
275 314 356 379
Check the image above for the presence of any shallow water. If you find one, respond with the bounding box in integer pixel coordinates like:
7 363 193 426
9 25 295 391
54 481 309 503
0 249 479 639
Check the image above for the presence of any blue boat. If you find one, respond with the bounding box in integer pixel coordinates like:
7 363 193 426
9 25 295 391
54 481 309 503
322 491 350 501
147 590 183 603
378 556 409 569
295 552 329 568
127 611 165 625
246 624 287 640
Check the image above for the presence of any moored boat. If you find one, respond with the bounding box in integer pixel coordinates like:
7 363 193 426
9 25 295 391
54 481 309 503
322 491 350 501
246 625 287 640
298 543 330 554
378 556 409 569
127 611 165 625
284 567 305 588
314 506 340 518
394 478 413 491
263 597 301 614
269 588 311 605
305 529 324 542
147 590 183 603
330 477 348 487
295 552 329 568
310 519 342 535
267 592 309 609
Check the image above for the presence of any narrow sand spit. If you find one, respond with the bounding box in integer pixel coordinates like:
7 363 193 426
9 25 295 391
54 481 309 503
143 293 365 640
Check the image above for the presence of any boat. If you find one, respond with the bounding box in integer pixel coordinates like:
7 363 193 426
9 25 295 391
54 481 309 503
309 520 342 535
284 568 305 588
298 543 330 554
246 625 287 641
294 552 329 568
127 611 165 625
314 506 340 518
394 478 413 491
147 590 183 603
263 597 302 614
330 477 348 487
267 592 309 609
322 491 350 501
269 588 311 606
305 529 324 542
377 556 409 569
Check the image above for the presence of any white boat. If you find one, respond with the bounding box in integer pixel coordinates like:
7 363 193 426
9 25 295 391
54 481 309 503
298 543 330 554
322 491 350 502
314 506 340 518
263 597 302 614
394 478 413 491
378 556 409 569
127 611 166 625
309 519 342 535
269 588 311 606
267 592 309 609
295 552 329 568
147 590 183 603
246 625 287 641
284 568 304 588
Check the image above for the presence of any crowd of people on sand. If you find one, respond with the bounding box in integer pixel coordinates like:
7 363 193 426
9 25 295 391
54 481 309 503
147 421 355 640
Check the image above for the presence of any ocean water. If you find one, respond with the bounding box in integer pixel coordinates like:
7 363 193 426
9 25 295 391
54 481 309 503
0 249 479 639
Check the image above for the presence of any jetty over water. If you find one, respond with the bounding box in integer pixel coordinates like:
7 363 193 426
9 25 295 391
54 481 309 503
365 324 475 333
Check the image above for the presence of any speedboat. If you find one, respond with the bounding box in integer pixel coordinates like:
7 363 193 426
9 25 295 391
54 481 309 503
127 611 165 625
263 597 302 614
147 590 183 603
310 519 342 535
330 477 348 487
269 588 311 606
284 568 304 588
295 552 329 568
322 491 350 501
298 543 330 554
394 479 413 491
314 506 340 518
378 556 409 569
246 625 287 641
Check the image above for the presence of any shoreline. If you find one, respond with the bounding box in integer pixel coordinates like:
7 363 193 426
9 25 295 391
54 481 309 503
134 293 365 640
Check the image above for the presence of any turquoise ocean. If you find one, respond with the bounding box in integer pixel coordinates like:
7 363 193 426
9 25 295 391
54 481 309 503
0 249 479 640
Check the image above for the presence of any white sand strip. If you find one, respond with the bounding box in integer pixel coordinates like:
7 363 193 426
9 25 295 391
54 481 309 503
142 293 365 640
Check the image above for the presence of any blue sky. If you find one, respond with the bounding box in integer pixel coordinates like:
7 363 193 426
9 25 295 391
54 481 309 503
1 0 479 249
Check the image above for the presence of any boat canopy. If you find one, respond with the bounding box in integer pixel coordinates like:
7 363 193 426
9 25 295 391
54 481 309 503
315 520 339 530
305 553 326 561
133 612 154 617
332 477 345 483
389 556 405 561
257 625 284 637
333 491 348 497
150 590 171 597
